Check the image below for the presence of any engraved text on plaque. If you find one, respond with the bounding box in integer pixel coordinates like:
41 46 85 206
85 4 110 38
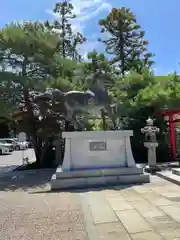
89 141 107 151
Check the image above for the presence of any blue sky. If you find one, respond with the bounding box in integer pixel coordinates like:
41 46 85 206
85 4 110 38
0 0 180 75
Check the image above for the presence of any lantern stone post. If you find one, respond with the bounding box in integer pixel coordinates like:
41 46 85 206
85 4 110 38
141 117 161 173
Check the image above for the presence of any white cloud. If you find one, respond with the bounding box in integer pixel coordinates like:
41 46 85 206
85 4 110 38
46 0 111 33
46 0 112 55
72 0 111 32
72 0 111 22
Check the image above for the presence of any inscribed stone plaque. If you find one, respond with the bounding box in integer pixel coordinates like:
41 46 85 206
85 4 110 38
89 141 107 151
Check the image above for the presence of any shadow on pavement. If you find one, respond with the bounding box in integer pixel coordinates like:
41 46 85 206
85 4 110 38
0 168 56 192
0 167 137 193
0 165 19 174
29 183 140 195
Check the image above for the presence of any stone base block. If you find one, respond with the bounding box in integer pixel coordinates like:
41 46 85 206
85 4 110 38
56 167 143 178
51 167 150 190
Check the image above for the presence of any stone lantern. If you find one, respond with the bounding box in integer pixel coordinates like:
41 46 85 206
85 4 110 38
141 117 161 173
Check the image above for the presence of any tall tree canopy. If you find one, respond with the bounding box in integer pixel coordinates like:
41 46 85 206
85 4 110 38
46 1 86 60
99 7 153 75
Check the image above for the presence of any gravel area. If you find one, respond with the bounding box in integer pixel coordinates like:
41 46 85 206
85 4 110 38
0 169 88 240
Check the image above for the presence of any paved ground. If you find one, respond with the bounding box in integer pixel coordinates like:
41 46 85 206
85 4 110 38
79 175 180 240
1 170 180 239
0 149 35 174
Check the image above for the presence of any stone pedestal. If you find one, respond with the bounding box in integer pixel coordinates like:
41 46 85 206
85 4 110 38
144 142 161 173
51 130 150 190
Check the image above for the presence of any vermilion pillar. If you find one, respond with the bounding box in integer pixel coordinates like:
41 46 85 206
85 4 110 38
169 114 176 160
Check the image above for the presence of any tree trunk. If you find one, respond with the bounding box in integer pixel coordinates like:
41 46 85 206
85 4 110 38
23 89 41 166
119 31 125 76
22 58 41 166
62 10 66 58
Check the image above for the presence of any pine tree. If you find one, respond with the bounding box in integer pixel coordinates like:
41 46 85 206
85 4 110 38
0 21 60 165
46 1 86 60
99 7 153 75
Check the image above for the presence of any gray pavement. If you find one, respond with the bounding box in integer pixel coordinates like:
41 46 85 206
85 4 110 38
0 149 35 174
79 175 180 240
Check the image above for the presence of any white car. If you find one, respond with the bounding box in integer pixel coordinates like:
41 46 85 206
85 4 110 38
0 139 28 151
13 139 29 149
11 140 28 150
0 142 12 155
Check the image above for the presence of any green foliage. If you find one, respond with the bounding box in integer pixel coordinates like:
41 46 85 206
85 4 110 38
99 7 153 75
83 50 114 89
0 100 12 120
46 1 86 60
135 72 180 109
0 22 60 70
